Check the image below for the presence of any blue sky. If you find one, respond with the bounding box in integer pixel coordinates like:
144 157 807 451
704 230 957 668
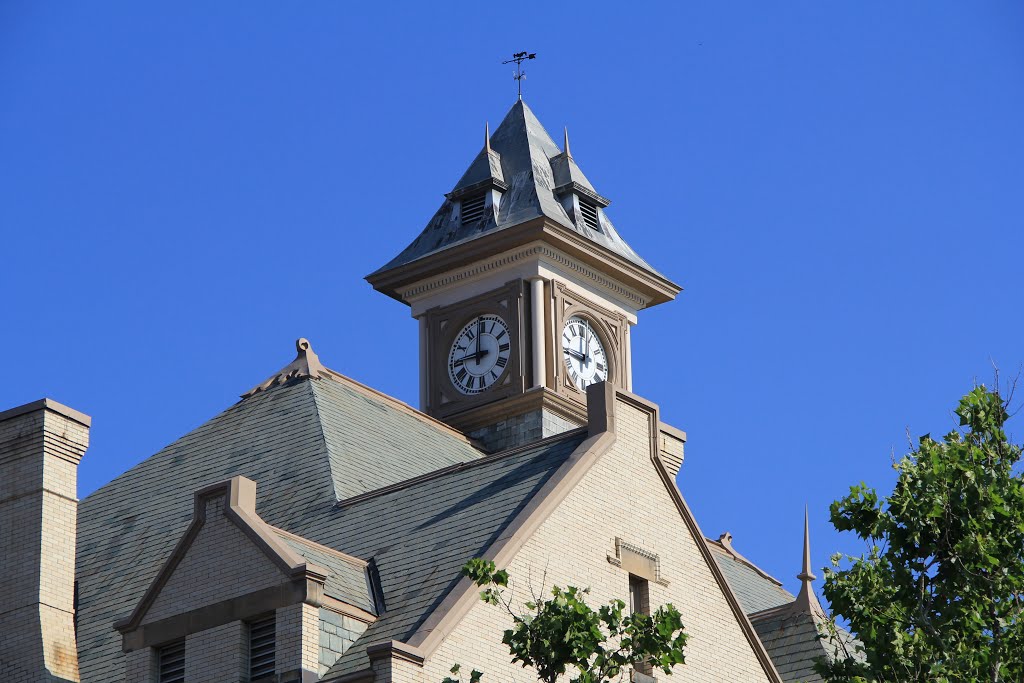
3 2 1023 603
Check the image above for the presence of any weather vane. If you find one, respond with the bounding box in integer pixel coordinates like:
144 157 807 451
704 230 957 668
502 51 536 100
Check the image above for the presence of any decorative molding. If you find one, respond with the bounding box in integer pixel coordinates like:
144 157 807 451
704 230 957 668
607 537 670 587
397 243 647 308
551 281 629 405
441 387 587 436
425 280 526 419
243 338 330 399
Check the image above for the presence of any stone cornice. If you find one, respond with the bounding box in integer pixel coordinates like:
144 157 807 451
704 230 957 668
397 242 648 309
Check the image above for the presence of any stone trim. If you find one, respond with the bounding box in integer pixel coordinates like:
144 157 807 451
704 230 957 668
118 580 315 651
406 382 618 657
367 217 680 307
320 596 377 626
607 538 669 587
365 640 426 665
439 386 586 436
396 241 647 308
622 395 784 683
115 476 328 637
0 397 92 427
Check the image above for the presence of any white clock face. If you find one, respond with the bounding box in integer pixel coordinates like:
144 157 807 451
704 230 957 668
562 316 608 392
448 314 512 395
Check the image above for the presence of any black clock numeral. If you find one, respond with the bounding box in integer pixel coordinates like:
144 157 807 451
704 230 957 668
456 367 468 383
496 356 507 368
466 329 476 341
489 370 498 381
497 329 507 341
596 362 605 372
499 342 510 352
467 375 476 390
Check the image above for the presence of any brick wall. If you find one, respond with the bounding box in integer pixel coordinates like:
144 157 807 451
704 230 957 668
0 400 90 683
143 496 286 623
423 396 773 682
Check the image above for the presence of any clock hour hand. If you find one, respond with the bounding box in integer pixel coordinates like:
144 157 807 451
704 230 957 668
565 348 587 362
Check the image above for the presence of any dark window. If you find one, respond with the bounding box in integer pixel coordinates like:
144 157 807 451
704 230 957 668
578 200 600 232
158 640 185 683
248 614 276 680
629 575 653 676
461 195 487 226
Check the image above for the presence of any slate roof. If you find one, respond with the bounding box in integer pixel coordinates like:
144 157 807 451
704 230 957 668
706 535 864 683
706 537 795 614
750 603 863 683
270 527 377 615
293 429 589 678
372 99 660 278
76 368 483 683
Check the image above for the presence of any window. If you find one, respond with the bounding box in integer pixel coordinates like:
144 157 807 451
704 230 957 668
248 614 276 680
460 194 487 226
629 575 654 677
578 200 600 232
158 640 185 683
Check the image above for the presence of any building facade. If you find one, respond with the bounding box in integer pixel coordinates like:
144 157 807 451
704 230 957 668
0 99 855 683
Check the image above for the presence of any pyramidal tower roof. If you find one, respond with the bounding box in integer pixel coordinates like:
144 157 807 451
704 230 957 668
370 100 675 301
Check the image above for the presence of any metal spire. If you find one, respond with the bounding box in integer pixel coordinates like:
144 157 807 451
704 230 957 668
563 127 572 158
794 506 824 614
485 122 491 155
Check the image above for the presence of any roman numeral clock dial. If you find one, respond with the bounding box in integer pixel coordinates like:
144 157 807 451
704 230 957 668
562 315 608 392
448 314 512 395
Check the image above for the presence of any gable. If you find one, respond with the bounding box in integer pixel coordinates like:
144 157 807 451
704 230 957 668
417 391 780 682
142 493 289 625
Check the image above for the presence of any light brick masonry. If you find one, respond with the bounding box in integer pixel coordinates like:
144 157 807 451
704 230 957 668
422 394 774 683
0 399 90 683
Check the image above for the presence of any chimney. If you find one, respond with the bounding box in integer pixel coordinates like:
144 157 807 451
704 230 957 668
0 399 91 682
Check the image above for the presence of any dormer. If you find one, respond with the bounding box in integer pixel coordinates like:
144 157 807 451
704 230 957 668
447 123 507 230
550 128 612 235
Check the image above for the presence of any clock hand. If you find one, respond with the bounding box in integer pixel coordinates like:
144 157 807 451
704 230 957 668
565 349 587 361
454 348 490 364
476 317 483 358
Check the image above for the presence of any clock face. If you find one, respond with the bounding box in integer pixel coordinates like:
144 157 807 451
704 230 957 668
448 314 512 395
562 315 609 392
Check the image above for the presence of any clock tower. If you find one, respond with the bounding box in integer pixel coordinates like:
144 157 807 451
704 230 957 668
367 100 680 451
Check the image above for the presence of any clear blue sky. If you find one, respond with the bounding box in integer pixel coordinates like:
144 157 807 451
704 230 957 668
3 2 1023 603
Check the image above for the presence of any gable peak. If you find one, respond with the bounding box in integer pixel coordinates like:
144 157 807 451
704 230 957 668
242 338 329 398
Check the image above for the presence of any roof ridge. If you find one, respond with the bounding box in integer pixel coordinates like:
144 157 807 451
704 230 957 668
706 534 784 587
267 524 368 569
319 367 481 447
335 427 588 509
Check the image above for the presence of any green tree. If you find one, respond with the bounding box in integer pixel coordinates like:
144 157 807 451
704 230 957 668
444 558 687 683
819 385 1024 682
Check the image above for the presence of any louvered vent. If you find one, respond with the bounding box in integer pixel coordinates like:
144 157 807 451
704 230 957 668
248 614 276 680
578 201 600 232
158 640 185 683
461 194 487 226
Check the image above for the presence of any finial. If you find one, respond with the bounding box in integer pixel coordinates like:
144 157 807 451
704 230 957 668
563 127 572 158
241 338 328 398
797 506 816 584
794 506 824 615
485 122 491 155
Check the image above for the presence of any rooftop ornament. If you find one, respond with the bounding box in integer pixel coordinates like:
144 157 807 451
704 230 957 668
502 51 536 100
242 338 329 398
